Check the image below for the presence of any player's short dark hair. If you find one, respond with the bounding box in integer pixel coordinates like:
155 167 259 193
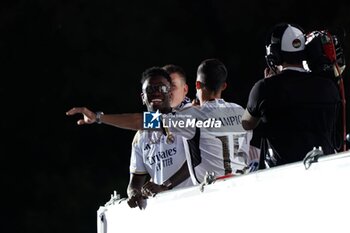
162 64 187 83
197 58 227 92
141 66 172 85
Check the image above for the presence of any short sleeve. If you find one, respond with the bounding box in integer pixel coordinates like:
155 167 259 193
129 131 148 174
246 80 267 118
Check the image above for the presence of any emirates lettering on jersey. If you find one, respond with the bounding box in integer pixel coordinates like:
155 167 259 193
217 115 242 126
147 147 177 171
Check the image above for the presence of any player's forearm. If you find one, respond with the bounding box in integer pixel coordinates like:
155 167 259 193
127 173 148 196
100 113 143 130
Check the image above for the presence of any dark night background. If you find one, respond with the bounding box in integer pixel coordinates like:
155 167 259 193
1 1 350 232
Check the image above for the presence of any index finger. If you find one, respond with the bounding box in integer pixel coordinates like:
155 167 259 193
66 107 84 115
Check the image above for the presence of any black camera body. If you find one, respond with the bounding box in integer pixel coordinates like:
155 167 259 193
305 30 346 80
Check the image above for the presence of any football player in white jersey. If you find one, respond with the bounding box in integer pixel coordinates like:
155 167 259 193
126 67 193 209
169 58 253 184
65 64 194 205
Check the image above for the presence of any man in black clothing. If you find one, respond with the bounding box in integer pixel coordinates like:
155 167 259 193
242 23 341 168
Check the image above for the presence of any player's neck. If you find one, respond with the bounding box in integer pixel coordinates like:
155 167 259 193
200 91 221 105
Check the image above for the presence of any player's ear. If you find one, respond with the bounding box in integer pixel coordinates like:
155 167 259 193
183 84 189 95
221 82 227 91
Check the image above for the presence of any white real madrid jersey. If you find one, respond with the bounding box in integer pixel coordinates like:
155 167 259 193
130 130 193 189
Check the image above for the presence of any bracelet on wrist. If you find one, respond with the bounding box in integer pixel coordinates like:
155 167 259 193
95 111 104 124
162 179 173 190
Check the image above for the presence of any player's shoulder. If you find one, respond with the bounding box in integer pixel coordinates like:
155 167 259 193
221 100 244 110
226 101 243 108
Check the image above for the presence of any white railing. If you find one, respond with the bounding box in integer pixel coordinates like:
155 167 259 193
97 150 350 233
